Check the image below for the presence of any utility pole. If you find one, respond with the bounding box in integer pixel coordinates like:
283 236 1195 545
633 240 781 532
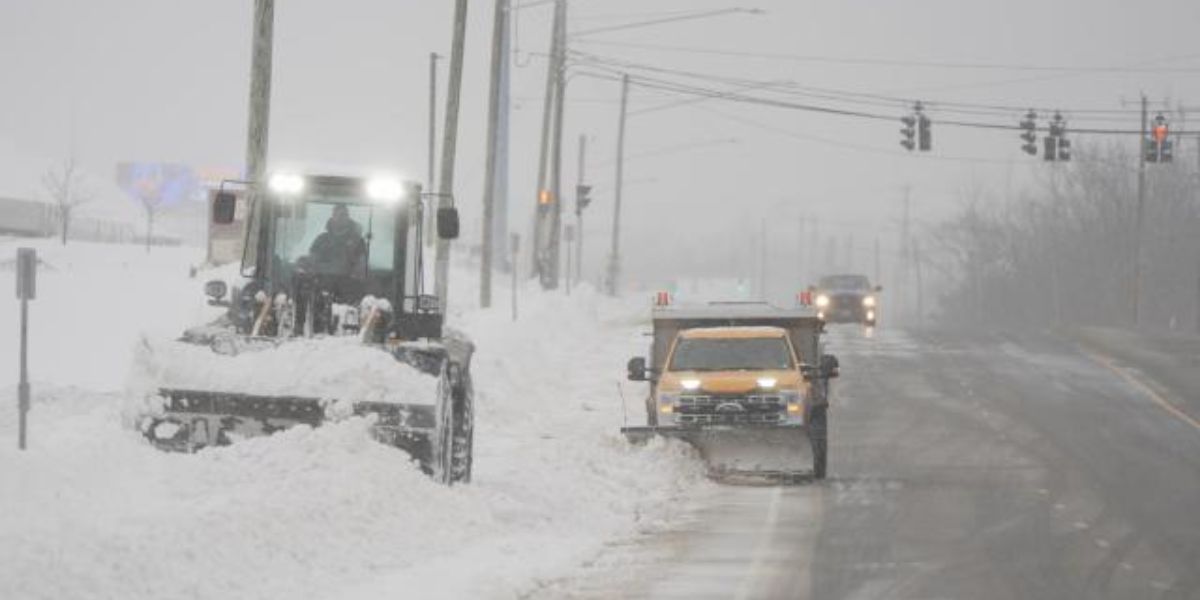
546 0 567 290
479 0 507 309
434 0 468 311
1133 93 1148 328
873 236 881 286
606 73 630 296
913 239 924 328
759 218 768 298
245 0 274 274
494 6 512 271
575 134 586 291
796 216 805 284
426 52 439 247
899 186 912 322
532 0 565 287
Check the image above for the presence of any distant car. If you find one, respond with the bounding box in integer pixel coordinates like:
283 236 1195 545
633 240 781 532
812 274 881 326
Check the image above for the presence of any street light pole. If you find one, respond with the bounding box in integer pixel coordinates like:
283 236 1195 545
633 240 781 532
606 73 629 296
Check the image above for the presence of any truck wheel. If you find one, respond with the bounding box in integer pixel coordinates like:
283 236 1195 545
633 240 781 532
809 405 828 480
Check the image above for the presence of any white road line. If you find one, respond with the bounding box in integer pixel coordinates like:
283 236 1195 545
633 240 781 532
734 486 783 600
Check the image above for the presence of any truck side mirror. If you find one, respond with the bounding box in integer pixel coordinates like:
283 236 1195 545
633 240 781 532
820 354 840 379
437 207 460 240
627 357 647 381
213 191 237 225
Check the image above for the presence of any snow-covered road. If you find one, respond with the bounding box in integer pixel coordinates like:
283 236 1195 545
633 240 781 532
0 241 708 599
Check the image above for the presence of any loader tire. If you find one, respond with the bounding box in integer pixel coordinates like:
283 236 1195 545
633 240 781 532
809 405 828 480
433 364 457 485
449 364 474 484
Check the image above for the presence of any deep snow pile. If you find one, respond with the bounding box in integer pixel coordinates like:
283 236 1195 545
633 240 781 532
0 239 707 599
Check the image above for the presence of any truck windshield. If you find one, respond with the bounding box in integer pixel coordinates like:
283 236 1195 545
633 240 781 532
819 275 870 290
669 337 793 372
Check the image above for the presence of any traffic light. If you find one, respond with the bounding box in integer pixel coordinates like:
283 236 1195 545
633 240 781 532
1045 112 1070 162
1019 110 1038 156
900 115 916 151
575 184 592 215
918 114 932 151
1146 114 1173 163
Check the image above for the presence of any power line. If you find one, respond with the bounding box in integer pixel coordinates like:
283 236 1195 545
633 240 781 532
573 62 1197 135
569 50 1146 120
572 40 1200 74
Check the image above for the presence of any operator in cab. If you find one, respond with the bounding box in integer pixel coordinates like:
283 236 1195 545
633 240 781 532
308 204 367 277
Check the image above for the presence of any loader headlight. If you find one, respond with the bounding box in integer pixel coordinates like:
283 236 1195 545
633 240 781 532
815 294 830 308
268 173 305 195
862 296 876 308
204 279 227 301
366 177 406 204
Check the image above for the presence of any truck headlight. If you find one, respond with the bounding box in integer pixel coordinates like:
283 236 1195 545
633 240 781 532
680 379 702 391
367 177 406 204
756 377 777 389
815 294 830 308
862 296 876 308
268 173 305 195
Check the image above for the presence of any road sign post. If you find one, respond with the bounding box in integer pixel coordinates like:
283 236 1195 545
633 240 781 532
15 248 36 450
510 234 520 322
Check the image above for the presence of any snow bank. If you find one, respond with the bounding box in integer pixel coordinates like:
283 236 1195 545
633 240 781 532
0 241 708 599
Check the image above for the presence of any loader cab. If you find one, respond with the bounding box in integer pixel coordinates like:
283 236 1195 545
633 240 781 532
226 173 456 340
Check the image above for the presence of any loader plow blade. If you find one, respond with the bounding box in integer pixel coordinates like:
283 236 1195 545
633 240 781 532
144 388 436 466
622 425 814 481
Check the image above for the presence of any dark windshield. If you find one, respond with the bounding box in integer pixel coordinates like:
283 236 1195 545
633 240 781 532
669 337 793 372
819 274 870 290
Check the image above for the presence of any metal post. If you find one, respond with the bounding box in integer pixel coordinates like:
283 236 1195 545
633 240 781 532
607 73 630 296
1133 93 1147 328
576 134 586 290
15 248 36 451
426 52 439 247
435 0 469 311
18 298 29 450
564 225 574 294
480 0 507 309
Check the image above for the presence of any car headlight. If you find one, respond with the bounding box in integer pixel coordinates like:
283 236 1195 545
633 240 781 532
862 296 876 308
815 294 830 308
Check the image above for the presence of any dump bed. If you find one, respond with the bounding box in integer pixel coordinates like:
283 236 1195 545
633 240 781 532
649 303 824 375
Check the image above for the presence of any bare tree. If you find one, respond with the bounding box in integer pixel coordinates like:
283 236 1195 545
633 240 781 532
139 192 163 253
41 157 92 245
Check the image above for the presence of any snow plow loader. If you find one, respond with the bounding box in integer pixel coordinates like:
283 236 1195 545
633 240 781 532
624 302 838 481
136 173 474 484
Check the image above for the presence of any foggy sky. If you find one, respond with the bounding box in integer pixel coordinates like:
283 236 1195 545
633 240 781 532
2 0 1198 294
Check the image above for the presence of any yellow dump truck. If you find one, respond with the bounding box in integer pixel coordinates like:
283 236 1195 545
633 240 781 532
624 302 838 480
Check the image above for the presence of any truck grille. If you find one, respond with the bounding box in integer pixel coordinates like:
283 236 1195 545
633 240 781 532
675 394 787 425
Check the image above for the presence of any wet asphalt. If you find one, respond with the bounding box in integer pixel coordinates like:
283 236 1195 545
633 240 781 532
542 326 1200 600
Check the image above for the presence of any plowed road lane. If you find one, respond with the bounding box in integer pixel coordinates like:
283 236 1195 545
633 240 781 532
542 328 1200 600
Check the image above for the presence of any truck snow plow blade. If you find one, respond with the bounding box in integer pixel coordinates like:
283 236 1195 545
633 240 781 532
622 424 815 482
143 388 437 470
